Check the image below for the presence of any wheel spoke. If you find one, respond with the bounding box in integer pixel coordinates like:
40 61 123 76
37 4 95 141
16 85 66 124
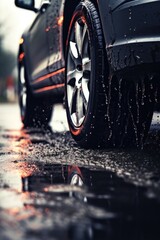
82 58 91 71
81 24 91 73
67 69 83 89
76 88 85 125
69 41 81 66
70 87 80 126
20 85 26 98
81 76 90 109
19 66 27 111
68 85 85 126
82 23 87 46
20 67 25 84
81 26 89 60
69 87 77 115
75 21 83 55
70 41 79 59
67 69 76 87
22 93 27 108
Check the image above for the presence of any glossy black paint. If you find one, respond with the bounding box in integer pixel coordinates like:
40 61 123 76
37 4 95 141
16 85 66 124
107 0 160 71
16 0 160 99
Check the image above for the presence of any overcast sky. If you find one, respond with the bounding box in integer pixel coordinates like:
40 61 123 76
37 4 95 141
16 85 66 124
0 0 36 54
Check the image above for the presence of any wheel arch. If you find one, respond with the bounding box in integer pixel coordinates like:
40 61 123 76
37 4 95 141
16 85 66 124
62 0 100 57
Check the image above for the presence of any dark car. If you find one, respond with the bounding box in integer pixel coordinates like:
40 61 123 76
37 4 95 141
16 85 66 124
15 0 160 148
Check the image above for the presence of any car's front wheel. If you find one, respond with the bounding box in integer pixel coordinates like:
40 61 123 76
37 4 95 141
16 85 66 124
18 60 53 127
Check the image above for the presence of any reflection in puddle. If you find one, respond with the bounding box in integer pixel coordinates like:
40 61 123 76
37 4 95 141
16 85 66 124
1 160 160 239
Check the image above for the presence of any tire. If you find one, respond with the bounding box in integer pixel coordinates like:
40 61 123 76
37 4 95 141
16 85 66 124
65 0 108 148
18 60 53 127
108 73 155 148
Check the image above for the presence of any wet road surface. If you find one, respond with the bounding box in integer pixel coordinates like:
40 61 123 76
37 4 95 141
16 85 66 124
1 103 160 240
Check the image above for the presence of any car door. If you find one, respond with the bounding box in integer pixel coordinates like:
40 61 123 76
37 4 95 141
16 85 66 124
27 0 50 86
45 0 65 75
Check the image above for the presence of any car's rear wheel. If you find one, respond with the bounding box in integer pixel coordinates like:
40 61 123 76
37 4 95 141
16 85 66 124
65 0 155 149
65 0 108 148
18 60 53 127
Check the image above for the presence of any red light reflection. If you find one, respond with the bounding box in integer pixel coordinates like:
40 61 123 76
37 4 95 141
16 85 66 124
19 52 25 62
57 16 64 26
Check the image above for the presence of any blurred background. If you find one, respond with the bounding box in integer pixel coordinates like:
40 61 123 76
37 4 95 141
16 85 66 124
0 0 36 103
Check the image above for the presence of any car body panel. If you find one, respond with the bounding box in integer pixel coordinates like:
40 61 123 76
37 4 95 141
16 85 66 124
46 0 65 73
106 0 160 70
18 0 160 96
19 0 65 99
28 11 49 82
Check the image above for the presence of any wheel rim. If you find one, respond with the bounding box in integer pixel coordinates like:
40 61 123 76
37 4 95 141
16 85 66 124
19 65 27 118
66 17 91 127
70 174 83 186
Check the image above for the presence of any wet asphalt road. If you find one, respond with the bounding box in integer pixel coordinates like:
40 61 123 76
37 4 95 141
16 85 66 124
1 104 160 240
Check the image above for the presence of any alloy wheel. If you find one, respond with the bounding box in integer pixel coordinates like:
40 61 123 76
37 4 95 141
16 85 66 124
66 18 91 127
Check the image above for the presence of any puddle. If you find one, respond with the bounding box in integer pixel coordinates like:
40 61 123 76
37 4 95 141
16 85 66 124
0 161 160 240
